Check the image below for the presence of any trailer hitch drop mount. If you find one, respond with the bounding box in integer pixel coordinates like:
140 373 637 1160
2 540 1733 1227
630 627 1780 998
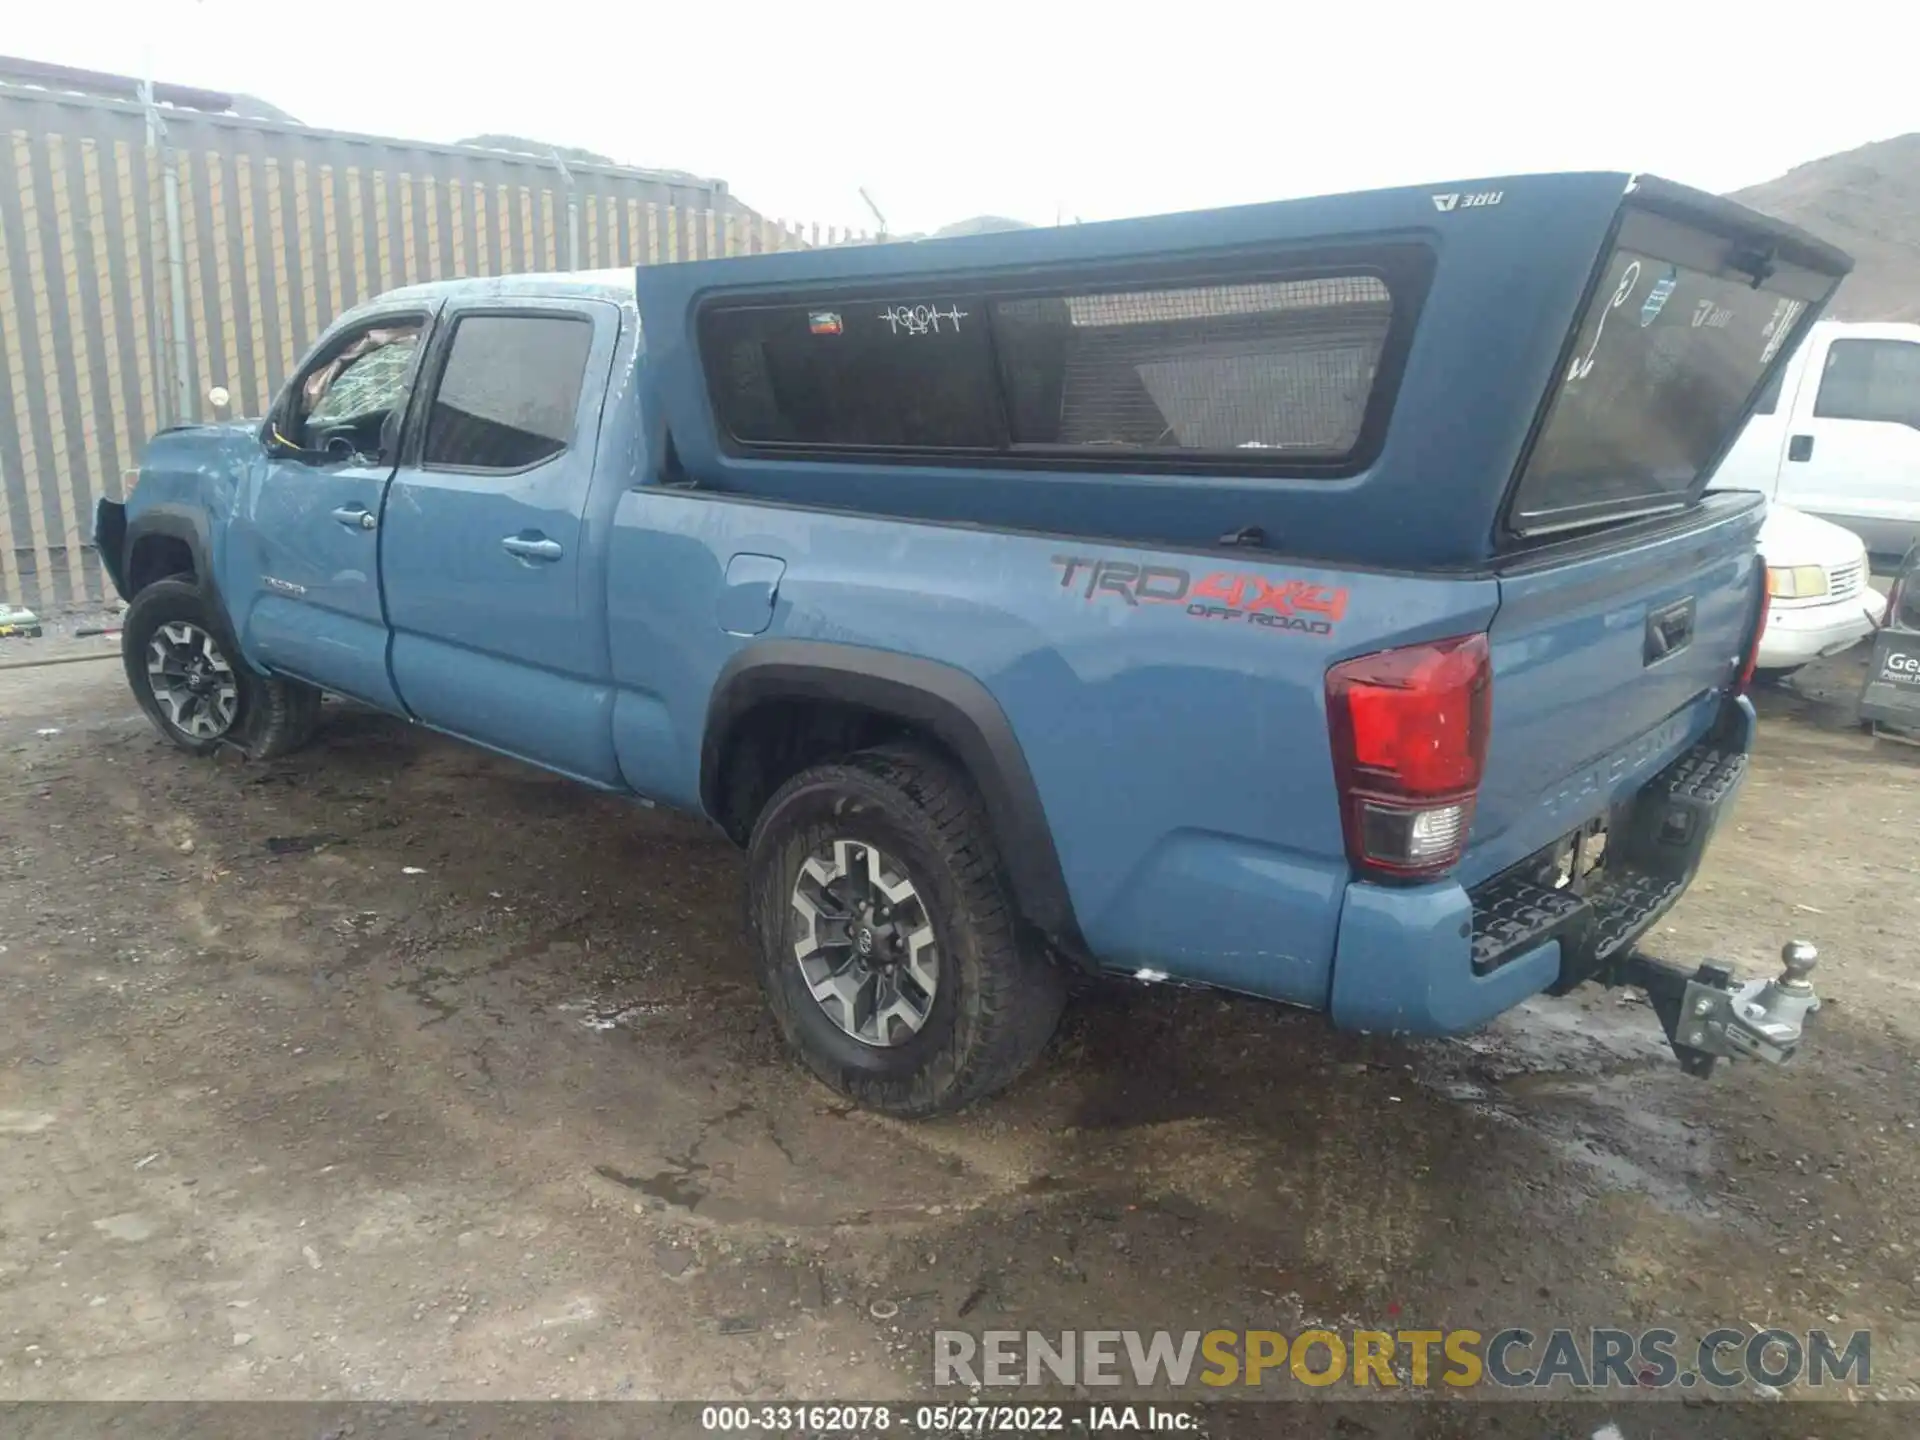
1609 941 1821 1077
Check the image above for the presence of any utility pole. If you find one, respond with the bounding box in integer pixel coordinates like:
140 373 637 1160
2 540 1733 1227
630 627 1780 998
550 148 579 271
141 73 194 425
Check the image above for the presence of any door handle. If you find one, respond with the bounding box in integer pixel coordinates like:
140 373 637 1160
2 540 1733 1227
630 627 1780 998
331 505 376 531
1788 434 1814 462
501 534 564 562
1644 596 1695 665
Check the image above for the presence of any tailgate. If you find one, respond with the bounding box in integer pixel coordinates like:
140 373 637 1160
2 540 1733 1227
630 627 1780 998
1460 183 1850 885
1464 495 1763 885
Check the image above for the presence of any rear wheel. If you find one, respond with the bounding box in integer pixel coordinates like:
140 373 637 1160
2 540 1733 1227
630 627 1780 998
745 745 1066 1117
123 577 321 760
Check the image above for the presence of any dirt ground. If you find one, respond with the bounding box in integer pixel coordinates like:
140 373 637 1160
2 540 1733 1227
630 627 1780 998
1 637 1917 1432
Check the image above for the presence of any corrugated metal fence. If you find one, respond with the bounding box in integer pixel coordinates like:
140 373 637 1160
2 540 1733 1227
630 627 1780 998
0 85 845 613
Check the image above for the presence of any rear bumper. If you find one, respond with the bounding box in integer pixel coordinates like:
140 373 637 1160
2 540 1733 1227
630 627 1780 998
1758 593 1878 669
1327 695 1755 1036
1328 878 1561 1035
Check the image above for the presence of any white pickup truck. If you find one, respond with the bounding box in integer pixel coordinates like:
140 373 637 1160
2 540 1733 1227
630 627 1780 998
1718 320 1920 563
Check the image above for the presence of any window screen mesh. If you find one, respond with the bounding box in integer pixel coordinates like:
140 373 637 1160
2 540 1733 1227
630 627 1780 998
993 276 1392 454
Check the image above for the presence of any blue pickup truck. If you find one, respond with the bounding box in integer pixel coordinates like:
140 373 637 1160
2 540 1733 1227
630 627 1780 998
97 171 1838 1114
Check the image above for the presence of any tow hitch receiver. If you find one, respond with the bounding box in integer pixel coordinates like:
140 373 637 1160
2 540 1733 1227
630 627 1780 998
1609 942 1821 1077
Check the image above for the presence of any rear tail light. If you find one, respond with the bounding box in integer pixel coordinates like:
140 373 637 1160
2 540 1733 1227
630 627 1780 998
120 467 140 499
1326 633 1491 881
1738 563 1769 695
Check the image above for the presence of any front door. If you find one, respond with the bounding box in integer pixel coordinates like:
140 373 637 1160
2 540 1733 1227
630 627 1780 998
381 300 623 782
224 307 439 710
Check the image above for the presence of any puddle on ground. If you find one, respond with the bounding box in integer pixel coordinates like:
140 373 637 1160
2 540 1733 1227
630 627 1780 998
1412 997 1722 1218
596 1161 708 1210
588 1097 980 1231
1543 1130 1716 1217
558 997 687 1031
1446 994 1675 1079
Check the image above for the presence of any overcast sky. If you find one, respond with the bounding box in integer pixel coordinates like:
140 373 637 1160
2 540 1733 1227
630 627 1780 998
10 1 1916 237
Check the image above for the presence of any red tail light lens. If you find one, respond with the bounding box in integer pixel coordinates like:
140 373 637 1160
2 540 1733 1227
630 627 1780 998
1326 633 1491 881
1737 565 1769 695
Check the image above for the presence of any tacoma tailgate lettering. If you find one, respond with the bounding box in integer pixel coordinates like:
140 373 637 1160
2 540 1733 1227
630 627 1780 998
1538 710 1694 826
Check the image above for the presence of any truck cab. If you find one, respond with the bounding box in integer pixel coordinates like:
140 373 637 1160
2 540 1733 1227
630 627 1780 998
1717 319 1920 563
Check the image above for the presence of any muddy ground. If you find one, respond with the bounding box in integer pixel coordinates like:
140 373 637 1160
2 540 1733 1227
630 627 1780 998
0 638 1916 1434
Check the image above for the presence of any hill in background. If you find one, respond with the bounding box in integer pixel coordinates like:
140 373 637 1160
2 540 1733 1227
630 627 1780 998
1733 132 1920 322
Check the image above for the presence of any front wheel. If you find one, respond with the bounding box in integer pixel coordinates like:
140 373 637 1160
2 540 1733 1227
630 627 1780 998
122 578 321 760
745 745 1066 1117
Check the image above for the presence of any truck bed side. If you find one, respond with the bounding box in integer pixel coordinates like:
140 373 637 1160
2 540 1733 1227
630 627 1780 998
604 489 1497 1006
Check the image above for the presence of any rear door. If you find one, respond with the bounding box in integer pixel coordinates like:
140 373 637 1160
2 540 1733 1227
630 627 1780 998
381 299 623 783
1465 200 1845 884
1777 328 1920 560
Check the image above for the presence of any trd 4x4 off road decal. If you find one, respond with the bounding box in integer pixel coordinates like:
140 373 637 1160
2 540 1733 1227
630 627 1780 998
1050 555 1349 636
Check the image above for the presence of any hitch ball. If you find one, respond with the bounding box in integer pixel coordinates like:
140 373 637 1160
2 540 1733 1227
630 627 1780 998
1778 940 1818 991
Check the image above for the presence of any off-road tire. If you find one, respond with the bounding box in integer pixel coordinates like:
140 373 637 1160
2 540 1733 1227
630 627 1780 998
746 744 1066 1117
122 576 322 760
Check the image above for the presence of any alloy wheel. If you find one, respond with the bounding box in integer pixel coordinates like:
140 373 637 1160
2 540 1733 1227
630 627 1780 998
146 621 240 741
789 838 939 1047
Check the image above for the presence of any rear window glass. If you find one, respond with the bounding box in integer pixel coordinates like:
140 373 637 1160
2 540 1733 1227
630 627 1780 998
699 262 1409 467
1510 219 1830 534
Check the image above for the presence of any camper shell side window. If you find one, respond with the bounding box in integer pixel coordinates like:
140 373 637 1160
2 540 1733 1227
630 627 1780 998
696 245 1434 477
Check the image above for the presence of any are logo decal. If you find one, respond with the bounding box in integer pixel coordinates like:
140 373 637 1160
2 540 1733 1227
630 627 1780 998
1432 190 1503 212
1051 556 1349 636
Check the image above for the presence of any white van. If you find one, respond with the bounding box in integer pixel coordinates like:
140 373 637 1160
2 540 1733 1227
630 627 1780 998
1716 320 1920 562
